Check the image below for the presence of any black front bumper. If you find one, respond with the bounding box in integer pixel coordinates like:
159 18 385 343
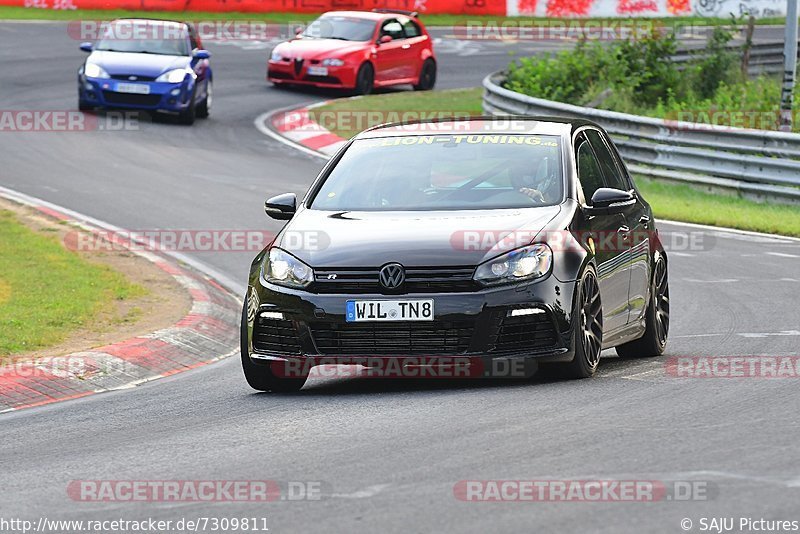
245 272 578 370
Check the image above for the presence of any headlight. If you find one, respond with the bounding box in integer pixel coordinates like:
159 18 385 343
270 49 283 61
156 68 193 83
321 58 345 66
262 248 314 289
473 244 553 286
84 63 110 79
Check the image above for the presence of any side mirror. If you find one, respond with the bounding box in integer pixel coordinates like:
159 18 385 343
265 193 297 220
378 35 393 44
80 42 93 52
294 26 304 35
586 188 635 215
193 49 210 59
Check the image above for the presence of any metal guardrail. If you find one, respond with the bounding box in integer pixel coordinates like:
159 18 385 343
673 41 799 76
482 72 800 203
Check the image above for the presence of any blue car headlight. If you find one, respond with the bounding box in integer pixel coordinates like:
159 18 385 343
84 63 110 79
156 68 194 83
473 244 553 286
261 248 314 289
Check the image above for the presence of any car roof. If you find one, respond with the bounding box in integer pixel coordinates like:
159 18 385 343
320 10 405 21
355 116 601 139
109 18 188 29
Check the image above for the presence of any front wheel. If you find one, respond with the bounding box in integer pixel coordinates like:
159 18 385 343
240 298 307 392
196 79 211 119
178 88 196 125
413 59 436 91
354 63 374 95
616 256 669 358
558 267 603 379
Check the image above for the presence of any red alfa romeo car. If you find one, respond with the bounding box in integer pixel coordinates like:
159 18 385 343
267 10 436 94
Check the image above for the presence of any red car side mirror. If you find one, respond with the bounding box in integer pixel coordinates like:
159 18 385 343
379 35 393 44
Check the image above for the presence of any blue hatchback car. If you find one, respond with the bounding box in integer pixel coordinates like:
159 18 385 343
78 19 212 124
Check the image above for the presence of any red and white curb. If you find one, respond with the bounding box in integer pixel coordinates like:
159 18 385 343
257 101 347 159
0 186 242 414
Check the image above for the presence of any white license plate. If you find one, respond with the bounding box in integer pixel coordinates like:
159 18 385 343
307 66 328 76
115 82 151 94
346 299 434 322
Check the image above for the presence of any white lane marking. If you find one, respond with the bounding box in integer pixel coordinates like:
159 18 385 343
669 252 695 257
739 330 800 338
332 484 391 499
767 252 800 258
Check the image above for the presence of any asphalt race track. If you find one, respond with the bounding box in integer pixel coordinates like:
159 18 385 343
2 20 800 533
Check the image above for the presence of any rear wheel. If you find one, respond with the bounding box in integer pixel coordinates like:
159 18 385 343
196 79 211 119
616 256 669 358
354 63 374 95
240 297 307 392
413 59 436 91
558 268 603 379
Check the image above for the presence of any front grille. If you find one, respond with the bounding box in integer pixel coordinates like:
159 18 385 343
252 316 302 355
310 320 475 355
110 74 156 81
102 91 161 107
293 58 304 76
490 313 559 353
311 266 478 294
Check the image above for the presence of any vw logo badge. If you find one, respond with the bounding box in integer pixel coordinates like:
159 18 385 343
379 263 405 289
128 75 137 81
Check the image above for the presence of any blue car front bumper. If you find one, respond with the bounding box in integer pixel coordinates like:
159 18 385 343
78 75 193 112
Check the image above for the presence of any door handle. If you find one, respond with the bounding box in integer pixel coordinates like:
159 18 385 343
617 225 630 234
639 215 650 227
401 44 411 49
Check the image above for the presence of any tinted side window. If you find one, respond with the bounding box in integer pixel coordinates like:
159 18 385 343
381 20 405 40
586 129 629 191
576 136 605 204
401 18 421 37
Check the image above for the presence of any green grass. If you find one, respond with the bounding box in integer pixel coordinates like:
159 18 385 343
0 6 784 26
636 178 800 237
314 88 800 237
0 210 146 357
313 88 483 138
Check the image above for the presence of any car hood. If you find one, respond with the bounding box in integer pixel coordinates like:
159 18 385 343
275 38 367 60
277 206 563 268
87 51 189 77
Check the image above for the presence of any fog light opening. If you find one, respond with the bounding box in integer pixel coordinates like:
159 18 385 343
508 308 545 317
259 311 285 320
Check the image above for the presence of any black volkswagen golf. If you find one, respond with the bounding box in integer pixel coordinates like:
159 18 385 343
242 117 669 391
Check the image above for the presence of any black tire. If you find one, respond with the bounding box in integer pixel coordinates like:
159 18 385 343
413 59 436 91
558 267 603 379
240 297 307 392
78 100 92 111
196 79 211 119
178 88 196 125
354 63 374 95
616 255 669 358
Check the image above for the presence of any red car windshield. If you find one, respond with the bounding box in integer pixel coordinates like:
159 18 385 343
301 16 376 42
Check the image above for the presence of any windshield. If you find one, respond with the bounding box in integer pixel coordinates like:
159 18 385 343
301 16 376 41
95 22 190 56
310 134 564 211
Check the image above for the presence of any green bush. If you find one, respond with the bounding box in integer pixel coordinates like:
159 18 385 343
502 23 799 132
